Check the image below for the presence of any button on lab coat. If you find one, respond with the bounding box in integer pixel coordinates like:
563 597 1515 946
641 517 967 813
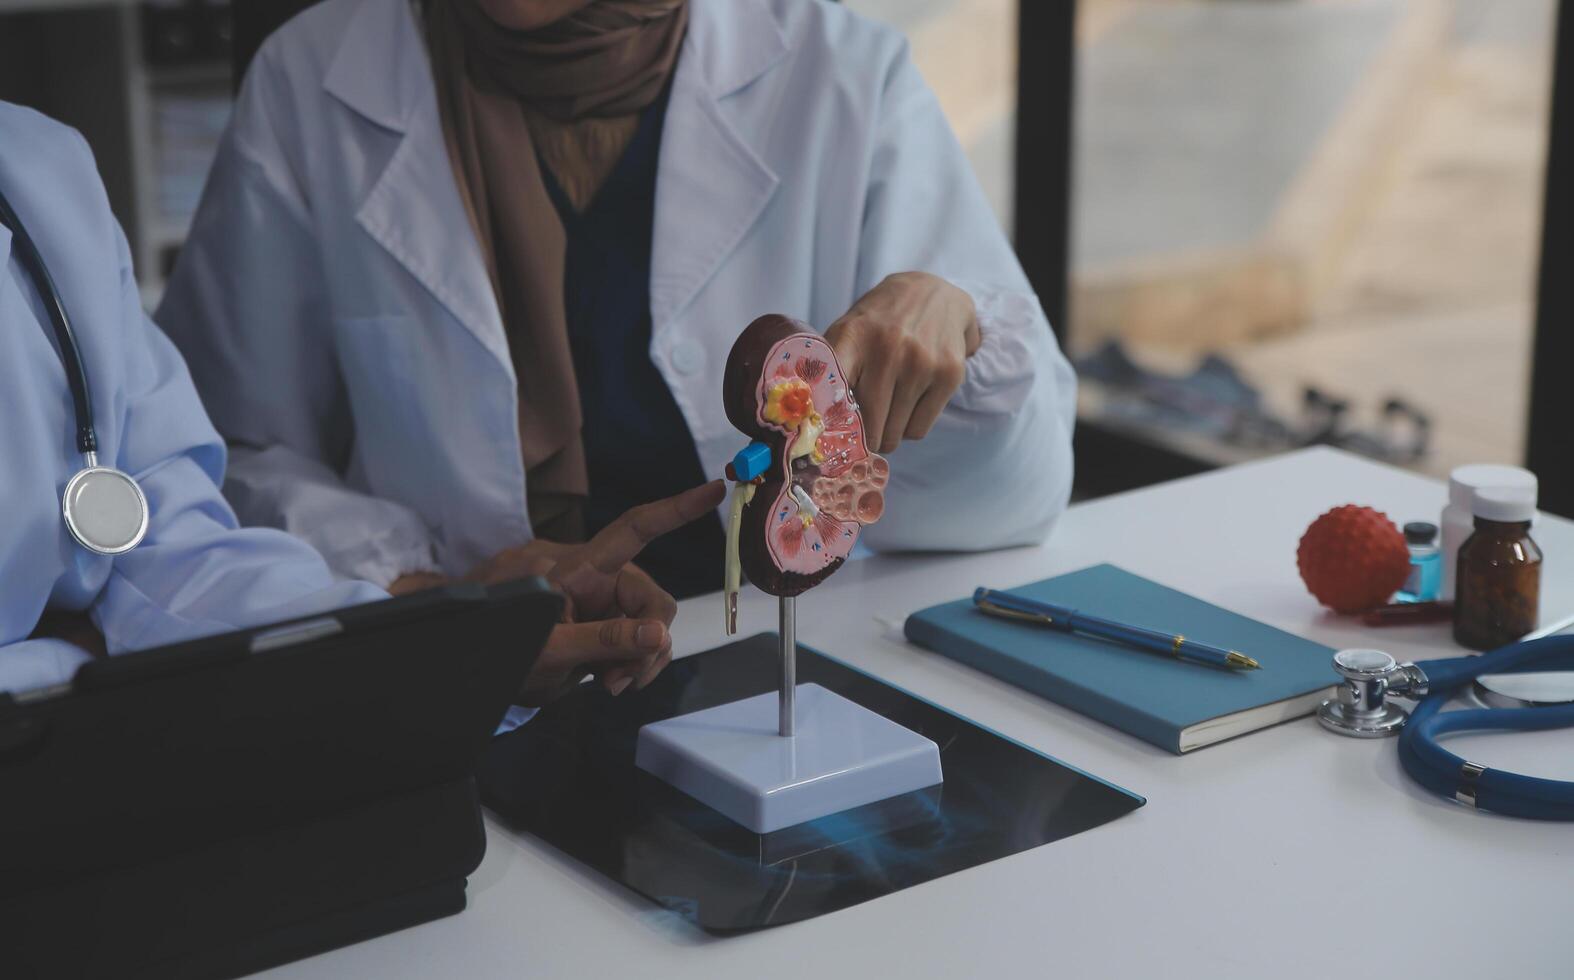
0 104 385 695
158 0 1078 588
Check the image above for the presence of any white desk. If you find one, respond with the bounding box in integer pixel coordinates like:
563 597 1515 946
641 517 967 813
264 448 1574 979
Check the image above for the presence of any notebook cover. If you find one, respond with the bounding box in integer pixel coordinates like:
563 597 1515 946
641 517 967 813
904 564 1337 754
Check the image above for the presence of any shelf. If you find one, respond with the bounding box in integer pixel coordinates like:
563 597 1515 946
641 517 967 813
148 60 230 89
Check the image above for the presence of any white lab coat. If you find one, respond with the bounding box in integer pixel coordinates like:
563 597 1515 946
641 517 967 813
0 103 385 695
157 0 1077 588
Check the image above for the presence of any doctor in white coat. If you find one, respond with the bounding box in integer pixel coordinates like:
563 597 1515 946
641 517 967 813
158 0 1077 603
2 101 715 705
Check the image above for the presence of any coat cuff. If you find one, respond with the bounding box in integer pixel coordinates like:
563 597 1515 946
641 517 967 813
949 278 1045 415
0 638 94 695
339 537 443 591
223 445 444 590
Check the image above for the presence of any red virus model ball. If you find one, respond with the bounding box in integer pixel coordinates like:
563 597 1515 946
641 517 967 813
1297 505 1411 613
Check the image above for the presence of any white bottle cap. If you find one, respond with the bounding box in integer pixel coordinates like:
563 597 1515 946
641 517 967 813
1473 487 1536 523
1449 464 1537 510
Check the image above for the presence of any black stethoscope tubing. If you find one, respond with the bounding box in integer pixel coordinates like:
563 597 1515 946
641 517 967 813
2 177 148 557
0 183 98 455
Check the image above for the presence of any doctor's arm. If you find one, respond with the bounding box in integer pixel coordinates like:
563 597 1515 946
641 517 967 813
828 42 1076 553
96 230 386 653
156 108 440 589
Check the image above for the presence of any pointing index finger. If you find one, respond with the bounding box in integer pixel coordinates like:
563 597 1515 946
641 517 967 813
583 480 726 573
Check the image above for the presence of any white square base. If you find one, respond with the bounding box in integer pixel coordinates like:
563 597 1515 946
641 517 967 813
635 683 943 834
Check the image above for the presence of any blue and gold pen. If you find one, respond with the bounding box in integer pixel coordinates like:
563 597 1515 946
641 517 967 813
972 587 1260 670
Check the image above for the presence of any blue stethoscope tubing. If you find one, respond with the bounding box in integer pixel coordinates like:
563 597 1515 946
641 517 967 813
1400 634 1574 820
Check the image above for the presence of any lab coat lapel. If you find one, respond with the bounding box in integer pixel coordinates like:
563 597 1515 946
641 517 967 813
355 115 512 371
650 0 788 331
324 0 513 373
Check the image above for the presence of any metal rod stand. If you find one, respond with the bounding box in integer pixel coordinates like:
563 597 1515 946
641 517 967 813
779 595 796 737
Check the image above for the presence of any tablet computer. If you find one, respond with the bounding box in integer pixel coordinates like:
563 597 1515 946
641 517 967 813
0 578 561 979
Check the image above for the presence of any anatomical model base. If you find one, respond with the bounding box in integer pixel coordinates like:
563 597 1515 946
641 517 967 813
634 682 943 834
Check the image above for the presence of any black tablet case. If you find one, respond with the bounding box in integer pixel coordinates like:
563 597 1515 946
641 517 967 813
0 579 560 979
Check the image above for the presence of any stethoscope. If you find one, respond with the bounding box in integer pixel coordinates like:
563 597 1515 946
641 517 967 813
1318 634 1574 820
0 184 149 556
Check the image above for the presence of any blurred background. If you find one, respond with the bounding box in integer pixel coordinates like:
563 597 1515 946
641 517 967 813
1 0 1567 510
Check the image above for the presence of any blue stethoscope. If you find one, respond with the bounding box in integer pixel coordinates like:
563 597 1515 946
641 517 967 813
1318 635 1574 820
0 183 149 555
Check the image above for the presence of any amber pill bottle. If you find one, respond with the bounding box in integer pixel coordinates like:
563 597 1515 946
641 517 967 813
1454 487 1542 651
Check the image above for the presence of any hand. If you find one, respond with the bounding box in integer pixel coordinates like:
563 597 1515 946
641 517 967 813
464 540 566 587
388 571 448 596
512 480 727 706
389 548 644 704
825 272 980 453
389 537 576 596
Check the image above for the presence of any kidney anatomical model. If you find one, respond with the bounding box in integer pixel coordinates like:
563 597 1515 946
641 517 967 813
637 319 938 834
722 315 889 629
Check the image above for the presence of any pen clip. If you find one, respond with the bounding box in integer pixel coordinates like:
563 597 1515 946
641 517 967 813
975 597 1056 628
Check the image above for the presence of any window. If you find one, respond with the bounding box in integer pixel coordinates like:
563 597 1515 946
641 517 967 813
1068 0 1554 482
842 0 1020 230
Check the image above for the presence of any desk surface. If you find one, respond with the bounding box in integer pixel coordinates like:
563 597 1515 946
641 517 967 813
264 448 1574 980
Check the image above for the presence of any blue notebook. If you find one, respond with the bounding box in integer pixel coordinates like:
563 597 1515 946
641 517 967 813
904 564 1338 753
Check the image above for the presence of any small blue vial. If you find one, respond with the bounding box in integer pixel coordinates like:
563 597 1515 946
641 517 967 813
1396 521 1441 603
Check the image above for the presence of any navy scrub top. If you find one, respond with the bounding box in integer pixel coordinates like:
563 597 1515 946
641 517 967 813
541 85 725 601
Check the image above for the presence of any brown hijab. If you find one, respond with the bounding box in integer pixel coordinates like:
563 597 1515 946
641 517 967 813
425 0 688 542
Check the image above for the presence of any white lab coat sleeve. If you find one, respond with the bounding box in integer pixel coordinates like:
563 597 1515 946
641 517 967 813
156 74 440 589
849 39 1076 553
0 639 93 696
95 224 388 654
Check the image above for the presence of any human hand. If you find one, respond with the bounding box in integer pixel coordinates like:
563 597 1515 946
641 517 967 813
390 535 579 596
825 272 980 453
464 540 567 587
387 571 449 596
389 549 646 705
512 480 727 705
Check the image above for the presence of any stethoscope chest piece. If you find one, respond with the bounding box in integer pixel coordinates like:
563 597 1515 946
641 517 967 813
1318 648 1423 737
1317 636 1574 818
62 459 149 556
